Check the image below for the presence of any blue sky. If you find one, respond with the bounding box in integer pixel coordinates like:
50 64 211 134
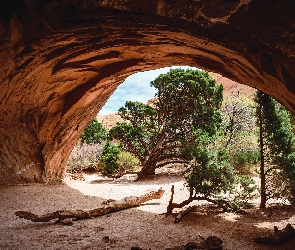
99 66 198 115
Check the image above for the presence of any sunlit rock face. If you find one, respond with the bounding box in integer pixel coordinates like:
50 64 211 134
0 0 295 184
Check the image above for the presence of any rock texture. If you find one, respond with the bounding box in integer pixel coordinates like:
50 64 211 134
97 113 123 132
0 0 295 184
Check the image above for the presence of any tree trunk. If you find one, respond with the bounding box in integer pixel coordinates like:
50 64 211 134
15 189 164 224
258 99 267 209
137 160 157 180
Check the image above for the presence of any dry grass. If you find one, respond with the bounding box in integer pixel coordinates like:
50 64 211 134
67 143 105 173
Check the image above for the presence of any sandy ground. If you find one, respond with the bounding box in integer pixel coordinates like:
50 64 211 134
1 171 295 250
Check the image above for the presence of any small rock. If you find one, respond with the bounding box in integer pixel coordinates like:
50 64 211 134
62 218 73 226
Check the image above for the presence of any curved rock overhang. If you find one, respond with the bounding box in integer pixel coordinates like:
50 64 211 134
0 0 295 184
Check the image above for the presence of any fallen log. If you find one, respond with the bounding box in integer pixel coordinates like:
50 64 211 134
15 189 164 225
253 223 295 244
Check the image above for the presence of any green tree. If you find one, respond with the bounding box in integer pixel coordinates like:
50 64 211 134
109 69 223 179
100 141 121 174
80 118 107 144
184 146 258 211
255 91 295 208
185 147 235 198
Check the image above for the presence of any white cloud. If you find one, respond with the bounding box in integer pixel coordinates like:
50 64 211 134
98 66 198 115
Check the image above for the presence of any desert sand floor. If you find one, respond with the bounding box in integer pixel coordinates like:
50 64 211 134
1 172 295 250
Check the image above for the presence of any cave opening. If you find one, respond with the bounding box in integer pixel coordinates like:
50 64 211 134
0 1 295 187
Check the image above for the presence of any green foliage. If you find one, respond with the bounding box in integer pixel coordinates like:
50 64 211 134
255 91 295 160
282 153 295 205
228 175 259 210
255 90 295 206
68 118 107 173
116 151 140 172
100 141 121 174
185 147 236 197
235 151 259 166
109 69 223 178
185 144 258 210
80 118 107 144
234 150 260 174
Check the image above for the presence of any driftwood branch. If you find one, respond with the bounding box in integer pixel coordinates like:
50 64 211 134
166 185 176 215
15 189 164 225
253 224 295 244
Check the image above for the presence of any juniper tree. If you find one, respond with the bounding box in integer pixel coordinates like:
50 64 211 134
255 91 295 207
109 69 223 179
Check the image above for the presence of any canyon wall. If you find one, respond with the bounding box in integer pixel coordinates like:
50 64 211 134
0 0 294 184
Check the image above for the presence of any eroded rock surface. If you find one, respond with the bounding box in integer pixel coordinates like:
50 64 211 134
0 0 295 184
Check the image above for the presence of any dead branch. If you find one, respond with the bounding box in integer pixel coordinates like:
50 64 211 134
15 189 164 225
166 185 195 215
253 223 295 244
166 185 243 223
166 185 175 215
174 205 196 223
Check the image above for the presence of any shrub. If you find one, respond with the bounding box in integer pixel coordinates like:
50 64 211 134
234 151 260 174
228 175 259 210
116 151 140 172
185 145 258 211
101 141 121 174
235 151 259 166
185 147 236 197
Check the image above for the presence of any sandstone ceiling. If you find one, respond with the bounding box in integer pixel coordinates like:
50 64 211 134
0 0 295 184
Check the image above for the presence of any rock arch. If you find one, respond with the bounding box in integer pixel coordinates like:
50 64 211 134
0 0 295 184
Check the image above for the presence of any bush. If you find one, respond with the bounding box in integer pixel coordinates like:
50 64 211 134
234 151 260 174
185 145 258 211
228 175 259 210
116 151 140 172
185 147 236 197
101 141 121 174
235 151 259 166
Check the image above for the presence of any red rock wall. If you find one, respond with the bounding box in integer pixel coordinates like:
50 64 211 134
0 0 295 184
